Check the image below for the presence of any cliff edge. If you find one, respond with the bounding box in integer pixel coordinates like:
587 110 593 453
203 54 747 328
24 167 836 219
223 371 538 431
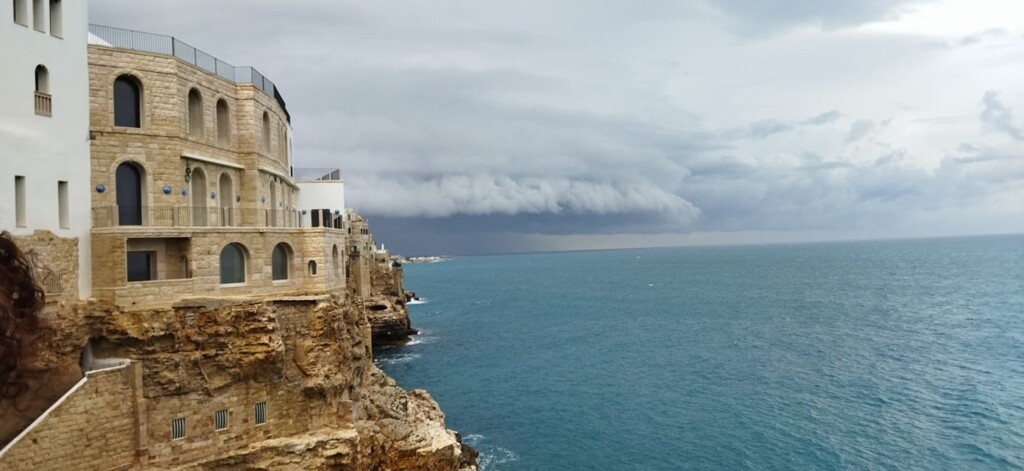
0 297 476 470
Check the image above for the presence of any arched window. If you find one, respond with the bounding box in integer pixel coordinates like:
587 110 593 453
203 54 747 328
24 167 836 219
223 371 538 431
216 99 229 145
34 65 50 116
278 123 287 159
332 245 340 279
218 173 233 226
261 111 270 152
272 243 291 281
114 75 141 128
190 167 207 226
115 162 143 225
219 243 246 284
187 88 203 138
308 260 317 276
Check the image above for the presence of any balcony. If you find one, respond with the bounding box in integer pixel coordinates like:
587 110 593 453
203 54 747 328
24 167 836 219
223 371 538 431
92 206 305 229
34 92 51 116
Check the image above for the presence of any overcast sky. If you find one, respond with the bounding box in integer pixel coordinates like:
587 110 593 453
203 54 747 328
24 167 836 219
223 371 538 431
91 0 1024 254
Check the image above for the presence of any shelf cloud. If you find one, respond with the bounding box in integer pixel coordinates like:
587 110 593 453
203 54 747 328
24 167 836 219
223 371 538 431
91 0 1024 253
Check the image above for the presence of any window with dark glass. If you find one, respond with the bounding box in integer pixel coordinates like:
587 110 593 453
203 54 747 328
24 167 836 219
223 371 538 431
114 76 141 127
219 243 246 284
272 243 289 281
126 251 154 282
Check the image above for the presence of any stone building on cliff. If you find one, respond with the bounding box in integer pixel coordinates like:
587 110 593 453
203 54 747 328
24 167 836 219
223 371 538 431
0 9 475 471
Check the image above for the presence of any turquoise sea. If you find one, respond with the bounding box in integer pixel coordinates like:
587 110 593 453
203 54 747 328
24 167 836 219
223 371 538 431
375 235 1024 470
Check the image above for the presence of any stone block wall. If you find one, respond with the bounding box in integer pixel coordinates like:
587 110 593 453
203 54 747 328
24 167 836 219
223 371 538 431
0 363 142 471
92 227 347 309
12 230 79 307
88 46 295 228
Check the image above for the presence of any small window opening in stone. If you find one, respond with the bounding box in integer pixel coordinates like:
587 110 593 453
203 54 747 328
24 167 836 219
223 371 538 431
58 180 68 228
187 88 203 138
216 99 229 145
48 0 60 37
308 260 317 276
255 401 267 425
215 409 228 431
171 417 186 440
261 111 270 152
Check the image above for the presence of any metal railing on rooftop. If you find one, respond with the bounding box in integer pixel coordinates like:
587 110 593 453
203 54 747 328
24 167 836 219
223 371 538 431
293 168 344 181
88 24 290 121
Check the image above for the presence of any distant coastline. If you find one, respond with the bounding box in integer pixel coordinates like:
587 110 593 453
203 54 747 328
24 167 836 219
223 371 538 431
393 255 451 264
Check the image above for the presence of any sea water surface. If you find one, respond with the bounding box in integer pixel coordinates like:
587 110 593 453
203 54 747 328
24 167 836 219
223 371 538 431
375 235 1024 470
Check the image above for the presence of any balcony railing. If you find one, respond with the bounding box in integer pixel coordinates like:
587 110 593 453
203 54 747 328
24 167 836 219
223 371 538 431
34 92 51 116
293 168 343 181
88 24 289 122
92 206 305 229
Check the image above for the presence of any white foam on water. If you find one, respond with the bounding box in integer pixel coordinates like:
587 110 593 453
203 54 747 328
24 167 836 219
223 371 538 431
463 434 519 471
373 353 421 366
407 298 427 305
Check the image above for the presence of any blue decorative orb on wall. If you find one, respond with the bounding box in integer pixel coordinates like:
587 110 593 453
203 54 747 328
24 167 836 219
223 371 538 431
96 184 106 193
163 185 172 195
235 195 241 203
210 192 216 200
301 210 307 215
261 196 266 203
181 188 188 196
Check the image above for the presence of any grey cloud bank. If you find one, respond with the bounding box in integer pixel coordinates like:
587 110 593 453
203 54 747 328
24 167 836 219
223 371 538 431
90 0 1024 254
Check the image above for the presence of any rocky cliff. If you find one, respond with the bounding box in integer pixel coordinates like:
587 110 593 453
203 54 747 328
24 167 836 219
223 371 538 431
364 263 418 346
0 296 476 470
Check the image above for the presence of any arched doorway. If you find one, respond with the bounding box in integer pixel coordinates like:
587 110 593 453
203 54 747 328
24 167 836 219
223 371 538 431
115 162 142 225
269 181 278 227
191 167 207 226
219 243 247 284
219 173 233 226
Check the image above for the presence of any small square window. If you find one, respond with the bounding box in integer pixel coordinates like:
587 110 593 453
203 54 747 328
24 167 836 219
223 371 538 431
254 401 267 425
171 417 186 440
215 409 228 431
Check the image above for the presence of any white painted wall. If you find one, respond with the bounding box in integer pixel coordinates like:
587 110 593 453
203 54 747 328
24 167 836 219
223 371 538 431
0 0 91 298
296 180 345 227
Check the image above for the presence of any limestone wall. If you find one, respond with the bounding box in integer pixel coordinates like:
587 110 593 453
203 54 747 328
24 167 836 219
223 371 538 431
92 228 347 309
0 363 142 471
11 230 80 308
88 46 296 227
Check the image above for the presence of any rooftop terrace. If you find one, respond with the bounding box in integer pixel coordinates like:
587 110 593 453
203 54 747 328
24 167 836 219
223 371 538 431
88 24 290 122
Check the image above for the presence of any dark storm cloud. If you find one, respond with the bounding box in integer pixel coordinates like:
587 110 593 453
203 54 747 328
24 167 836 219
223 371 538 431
89 1 1024 253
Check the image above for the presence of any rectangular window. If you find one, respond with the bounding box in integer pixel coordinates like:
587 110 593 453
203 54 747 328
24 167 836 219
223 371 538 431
15 176 26 227
126 251 155 282
13 0 28 26
48 0 60 37
57 180 68 228
31 0 43 31
214 409 228 431
254 401 267 425
171 417 185 440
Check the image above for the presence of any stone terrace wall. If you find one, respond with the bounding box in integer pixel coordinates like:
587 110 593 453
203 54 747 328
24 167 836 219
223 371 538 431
0 363 143 471
12 230 79 307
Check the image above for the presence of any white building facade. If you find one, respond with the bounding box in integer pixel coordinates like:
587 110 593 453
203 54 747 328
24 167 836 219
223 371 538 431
0 0 91 298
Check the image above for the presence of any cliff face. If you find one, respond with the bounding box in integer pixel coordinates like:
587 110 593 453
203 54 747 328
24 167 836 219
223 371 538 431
0 297 476 470
364 263 417 346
